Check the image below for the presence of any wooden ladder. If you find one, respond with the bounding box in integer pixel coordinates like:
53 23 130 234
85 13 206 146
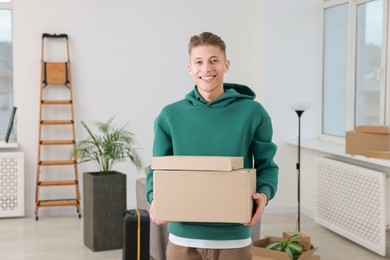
35 33 81 220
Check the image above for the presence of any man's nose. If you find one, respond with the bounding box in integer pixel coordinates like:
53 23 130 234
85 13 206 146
201 63 211 72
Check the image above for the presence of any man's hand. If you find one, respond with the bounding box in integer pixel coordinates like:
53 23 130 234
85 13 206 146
243 193 268 226
150 200 171 225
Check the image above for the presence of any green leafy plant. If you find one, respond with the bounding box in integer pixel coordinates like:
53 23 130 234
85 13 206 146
73 117 143 175
266 234 304 260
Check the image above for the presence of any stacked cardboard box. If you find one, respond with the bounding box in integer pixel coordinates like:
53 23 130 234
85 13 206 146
346 125 390 159
151 156 256 223
252 233 319 260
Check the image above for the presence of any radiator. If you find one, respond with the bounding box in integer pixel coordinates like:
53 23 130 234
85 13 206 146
314 156 387 256
0 152 24 217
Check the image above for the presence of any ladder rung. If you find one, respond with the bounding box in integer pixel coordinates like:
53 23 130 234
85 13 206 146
41 120 73 125
38 180 78 186
39 160 77 166
37 199 79 207
40 140 75 145
42 100 72 105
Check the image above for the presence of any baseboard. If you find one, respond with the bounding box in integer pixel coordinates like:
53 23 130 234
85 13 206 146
264 207 314 219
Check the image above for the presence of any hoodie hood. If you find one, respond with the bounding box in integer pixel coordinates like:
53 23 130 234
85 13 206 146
185 83 256 108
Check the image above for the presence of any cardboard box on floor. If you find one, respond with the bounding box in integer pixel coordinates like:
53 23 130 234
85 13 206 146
152 155 243 171
152 156 256 223
252 237 319 260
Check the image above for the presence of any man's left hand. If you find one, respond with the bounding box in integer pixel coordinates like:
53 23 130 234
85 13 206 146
243 193 268 226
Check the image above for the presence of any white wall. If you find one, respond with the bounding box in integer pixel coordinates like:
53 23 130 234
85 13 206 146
262 0 323 216
9 0 323 217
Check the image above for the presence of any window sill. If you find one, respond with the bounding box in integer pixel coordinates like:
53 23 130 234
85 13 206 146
286 138 390 169
0 141 19 149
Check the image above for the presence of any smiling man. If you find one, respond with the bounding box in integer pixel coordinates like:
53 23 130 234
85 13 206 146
146 32 279 260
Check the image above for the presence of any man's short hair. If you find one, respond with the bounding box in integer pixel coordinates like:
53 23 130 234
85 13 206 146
188 32 226 58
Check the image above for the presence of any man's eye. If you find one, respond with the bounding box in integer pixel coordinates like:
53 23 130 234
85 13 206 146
195 61 202 65
211 59 218 63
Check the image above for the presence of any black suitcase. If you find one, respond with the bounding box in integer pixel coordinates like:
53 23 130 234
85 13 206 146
123 209 150 260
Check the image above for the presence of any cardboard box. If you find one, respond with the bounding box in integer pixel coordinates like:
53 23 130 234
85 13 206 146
151 156 243 171
355 125 390 134
252 237 319 260
345 131 390 155
283 232 311 251
365 150 390 159
153 169 256 223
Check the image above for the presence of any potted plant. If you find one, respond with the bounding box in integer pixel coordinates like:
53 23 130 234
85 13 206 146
73 117 143 251
266 234 304 260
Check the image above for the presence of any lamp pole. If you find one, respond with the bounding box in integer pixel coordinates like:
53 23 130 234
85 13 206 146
288 99 312 232
295 110 304 232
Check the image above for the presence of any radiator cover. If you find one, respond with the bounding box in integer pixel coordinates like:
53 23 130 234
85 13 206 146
0 152 24 217
315 157 387 256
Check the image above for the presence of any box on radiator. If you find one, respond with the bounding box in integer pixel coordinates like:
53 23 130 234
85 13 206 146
153 168 256 223
345 130 390 155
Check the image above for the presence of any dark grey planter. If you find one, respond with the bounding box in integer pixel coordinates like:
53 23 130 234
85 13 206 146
83 171 126 251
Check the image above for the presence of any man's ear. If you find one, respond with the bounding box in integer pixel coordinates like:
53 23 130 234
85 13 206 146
225 59 231 72
187 64 192 75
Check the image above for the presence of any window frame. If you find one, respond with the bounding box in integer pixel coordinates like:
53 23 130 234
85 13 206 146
320 0 389 143
0 0 14 142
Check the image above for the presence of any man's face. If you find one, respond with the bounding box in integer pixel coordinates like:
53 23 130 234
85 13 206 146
188 45 230 99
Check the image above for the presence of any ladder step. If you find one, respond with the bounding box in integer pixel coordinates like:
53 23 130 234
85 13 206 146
42 100 72 105
39 160 77 166
40 140 75 145
38 180 78 186
37 199 79 207
41 120 73 125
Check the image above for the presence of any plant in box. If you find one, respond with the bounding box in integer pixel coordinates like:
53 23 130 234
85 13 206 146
266 234 305 260
73 117 143 251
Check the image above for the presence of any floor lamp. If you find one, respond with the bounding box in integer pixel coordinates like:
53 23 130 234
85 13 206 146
288 100 312 232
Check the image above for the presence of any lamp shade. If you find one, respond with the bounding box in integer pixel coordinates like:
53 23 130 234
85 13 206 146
287 99 313 112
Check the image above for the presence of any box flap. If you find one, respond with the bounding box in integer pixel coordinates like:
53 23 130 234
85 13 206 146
298 248 317 259
252 238 290 260
151 156 243 171
355 125 390 134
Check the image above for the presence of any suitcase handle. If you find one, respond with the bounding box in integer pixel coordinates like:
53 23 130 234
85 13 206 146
42 33 68 39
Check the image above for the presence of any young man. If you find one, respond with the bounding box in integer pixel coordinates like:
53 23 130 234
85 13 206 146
146 32 278 260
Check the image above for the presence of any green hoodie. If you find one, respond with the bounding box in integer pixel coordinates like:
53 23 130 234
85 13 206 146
146 83 278 240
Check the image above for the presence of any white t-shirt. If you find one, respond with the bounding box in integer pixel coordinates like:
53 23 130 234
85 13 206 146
169 233 252 249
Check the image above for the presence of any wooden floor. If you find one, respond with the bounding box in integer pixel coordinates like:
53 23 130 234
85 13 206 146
0 212 388 260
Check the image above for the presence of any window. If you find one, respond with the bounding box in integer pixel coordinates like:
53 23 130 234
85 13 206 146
354 0 384 126
322 0 387 138
322 3 348 137
0 0 13 140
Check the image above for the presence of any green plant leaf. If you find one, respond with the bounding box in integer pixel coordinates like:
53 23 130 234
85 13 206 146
284 246 294 260
72 117 143 175
266 241 281 249
287 234 302 243
288 241 303 253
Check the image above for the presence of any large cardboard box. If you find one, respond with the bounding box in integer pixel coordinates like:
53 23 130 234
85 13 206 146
152 156 243 171
252 237 319 260
345 131 390 155
153 168 256 223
